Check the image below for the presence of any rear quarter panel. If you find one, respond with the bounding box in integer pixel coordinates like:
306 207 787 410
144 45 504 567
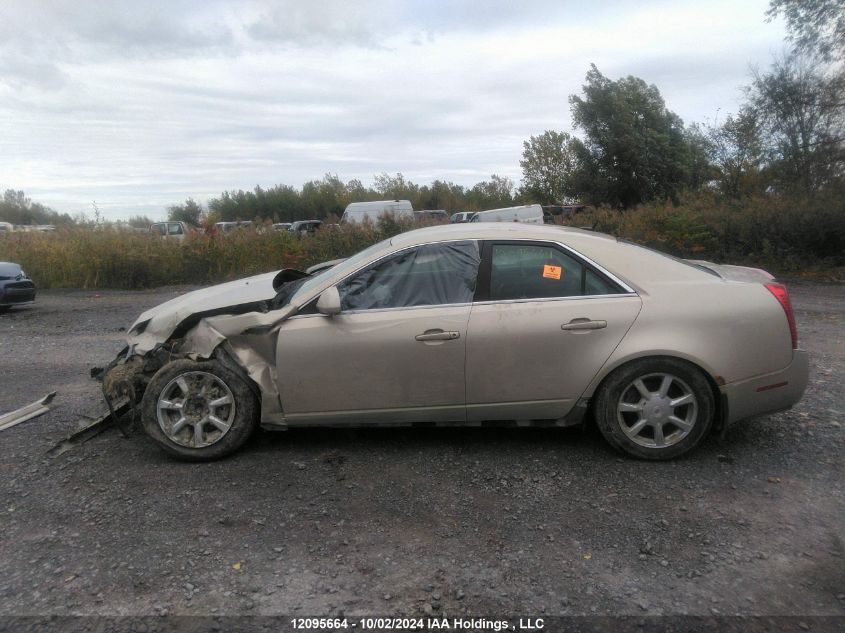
581 280 794 396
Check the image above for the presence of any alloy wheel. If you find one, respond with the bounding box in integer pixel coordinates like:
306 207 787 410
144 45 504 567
156 371 236 448
616 372 698 449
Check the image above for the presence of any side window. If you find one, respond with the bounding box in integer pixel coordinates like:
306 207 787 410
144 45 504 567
489 243 619 301
168 223 184 235
337 241 480 311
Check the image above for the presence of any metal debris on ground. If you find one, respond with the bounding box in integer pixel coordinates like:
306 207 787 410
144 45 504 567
0 392 56 432
47 397 130 458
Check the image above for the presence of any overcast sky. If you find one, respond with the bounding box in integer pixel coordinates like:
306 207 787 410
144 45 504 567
0 0 787 220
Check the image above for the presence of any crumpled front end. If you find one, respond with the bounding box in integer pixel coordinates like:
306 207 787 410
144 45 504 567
101 286 298 430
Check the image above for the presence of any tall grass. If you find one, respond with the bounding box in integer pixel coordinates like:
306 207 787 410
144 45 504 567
1 195 842 289
0 221 410 289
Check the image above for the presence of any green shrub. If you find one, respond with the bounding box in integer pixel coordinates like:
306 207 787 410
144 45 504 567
564 192 845 274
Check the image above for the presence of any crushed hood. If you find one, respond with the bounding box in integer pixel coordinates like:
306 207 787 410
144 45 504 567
130 271 279 338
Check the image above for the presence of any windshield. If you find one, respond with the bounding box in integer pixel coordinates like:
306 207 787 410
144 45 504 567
289 238 391 304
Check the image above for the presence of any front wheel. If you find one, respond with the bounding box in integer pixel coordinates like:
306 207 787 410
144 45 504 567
141 359 259 461
593 358 715 460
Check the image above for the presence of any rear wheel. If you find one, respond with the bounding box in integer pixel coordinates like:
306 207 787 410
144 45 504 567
141 359 258 461
594 358 714 460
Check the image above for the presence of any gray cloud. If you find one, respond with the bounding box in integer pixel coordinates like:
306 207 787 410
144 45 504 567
0 0 787 219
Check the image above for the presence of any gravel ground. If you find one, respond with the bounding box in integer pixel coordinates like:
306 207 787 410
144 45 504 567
0 282 842 619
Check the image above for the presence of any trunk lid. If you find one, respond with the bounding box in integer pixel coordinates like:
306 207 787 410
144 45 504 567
685 260 776 284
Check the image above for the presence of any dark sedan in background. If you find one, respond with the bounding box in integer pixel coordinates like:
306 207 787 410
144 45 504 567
0 262 36 311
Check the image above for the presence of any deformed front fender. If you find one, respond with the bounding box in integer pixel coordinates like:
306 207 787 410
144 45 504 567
105 304 297 429
179 306 297 425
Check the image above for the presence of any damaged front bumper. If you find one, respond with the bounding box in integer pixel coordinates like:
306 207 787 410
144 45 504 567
101 304 298 430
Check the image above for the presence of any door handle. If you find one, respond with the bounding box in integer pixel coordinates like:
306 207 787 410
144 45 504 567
561 319 607 331
415 329 460 341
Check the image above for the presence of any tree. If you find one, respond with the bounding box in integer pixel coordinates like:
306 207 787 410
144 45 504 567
0 189 73 225
749 55 845 195
167 197 203 225
569 65 704 207
707 108 765 198
418 180 466 211
126 215 155 228
373 172 419 201
465 174 515 210
767 0 845 63
300 173 347 219
519 131 579 204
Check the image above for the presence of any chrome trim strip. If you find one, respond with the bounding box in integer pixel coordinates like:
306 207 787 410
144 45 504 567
472 293 638 307
288 302 473 319
342 302 472 316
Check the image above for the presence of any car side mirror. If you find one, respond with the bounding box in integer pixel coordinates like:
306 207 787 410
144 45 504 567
316 286 342 316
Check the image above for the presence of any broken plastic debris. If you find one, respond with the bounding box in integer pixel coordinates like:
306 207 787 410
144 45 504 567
0 392 56 432
47 397 130 458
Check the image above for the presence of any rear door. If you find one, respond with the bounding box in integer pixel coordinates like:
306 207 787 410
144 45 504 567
465 240 642 421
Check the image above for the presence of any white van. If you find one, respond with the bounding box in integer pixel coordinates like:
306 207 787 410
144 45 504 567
341 200 414 224
470 204 545 224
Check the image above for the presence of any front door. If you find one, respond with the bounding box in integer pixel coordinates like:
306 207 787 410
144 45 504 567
276 240 481 424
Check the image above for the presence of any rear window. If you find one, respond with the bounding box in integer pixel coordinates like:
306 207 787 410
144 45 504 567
617 240 720 277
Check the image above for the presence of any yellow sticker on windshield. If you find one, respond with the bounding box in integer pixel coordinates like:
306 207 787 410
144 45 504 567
543 264 562 280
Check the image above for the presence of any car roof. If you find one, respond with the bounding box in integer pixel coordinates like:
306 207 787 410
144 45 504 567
387 223 717 289
390 222 616 247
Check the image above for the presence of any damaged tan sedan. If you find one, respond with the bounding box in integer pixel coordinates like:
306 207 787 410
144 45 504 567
102 223 808 461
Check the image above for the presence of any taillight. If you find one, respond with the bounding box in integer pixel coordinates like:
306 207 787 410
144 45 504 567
764 282 798 349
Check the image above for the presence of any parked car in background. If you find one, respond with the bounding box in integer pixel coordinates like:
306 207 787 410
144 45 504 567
450 212 474 223
341 200 414 224
415 210 449 222
471 204 545 224
0 222 13 233
543 204 588 221
16 224 57 232
289 220 322 235
0 262 36 311
103 223 808 462
150 221 192 241
214 221 253 234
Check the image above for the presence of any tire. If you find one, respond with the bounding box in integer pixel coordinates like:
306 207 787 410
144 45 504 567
141 359 259 461
593 357 715 460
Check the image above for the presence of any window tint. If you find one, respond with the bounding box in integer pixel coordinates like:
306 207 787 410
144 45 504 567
489 243 619 300
338 241 480 311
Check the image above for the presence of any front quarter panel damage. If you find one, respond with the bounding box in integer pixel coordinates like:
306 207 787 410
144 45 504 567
103 304 297 429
